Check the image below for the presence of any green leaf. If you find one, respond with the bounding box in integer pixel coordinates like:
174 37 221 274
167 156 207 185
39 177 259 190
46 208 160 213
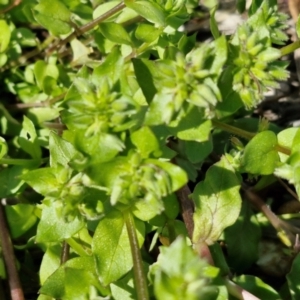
135 23 161 43
168 108 212 142
183 139 213 164
277 127 298 162
192 156 242 244
28 107 61 123
33 0 72 36
132 196 164 221
12 27 37 47
40 256 105 299
178 33 196 55
92 209 145 285
151 236 218 299
241 131 279 175
39 244 61 285
224 202 261 272
0 166 26 198
5 204 38 238
33 60 59 91
132 58 158 103
111 270 136 300
291 128 300 154
98 22 132 46
131 126 160 158
49 132 78 168
210 6 220 39
234 275 280 299
93 1 123 22
175 119 211 142
236 0 246 13
70 39 92 67
18 116 41 159
93 46 124 86
287 253 300 299
73 131 124 164
145 159 188 192
0 53 7 67
0 137 8 159
36 202 84 242
297 15 300 39
0 20 11 53
22 168 59 196
125 0 165 26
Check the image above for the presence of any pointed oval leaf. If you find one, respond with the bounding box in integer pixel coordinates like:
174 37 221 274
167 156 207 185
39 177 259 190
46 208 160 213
0 137 8 159
0 20 11 53
125 0 165 26
224 202 261 272
49 132 78 168
33 0 72 36
131 126 160 158
22 168 59 196
36 203 84 243
98 23 132 46
5 204 38 238
241 131 279 175
92 210 144 285
192 156 242 244
287 253 300 299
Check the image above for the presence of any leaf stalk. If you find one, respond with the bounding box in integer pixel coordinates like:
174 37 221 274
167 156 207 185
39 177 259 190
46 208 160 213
212 119 291 155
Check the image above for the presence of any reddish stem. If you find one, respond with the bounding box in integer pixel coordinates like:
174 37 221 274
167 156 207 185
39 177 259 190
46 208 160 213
0 204 24 300
0 0 21 14
175 185 194 240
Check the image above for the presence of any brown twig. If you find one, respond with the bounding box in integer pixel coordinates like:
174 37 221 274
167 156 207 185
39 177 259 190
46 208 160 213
0 0 21 14
0 203 24 300
60 242 70 265
243 184 300 246
175 185 194 240
46 2 126 56
277 176 299 201
9 92 67 110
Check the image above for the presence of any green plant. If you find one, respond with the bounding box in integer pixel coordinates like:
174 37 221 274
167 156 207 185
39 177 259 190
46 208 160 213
1 0 300 299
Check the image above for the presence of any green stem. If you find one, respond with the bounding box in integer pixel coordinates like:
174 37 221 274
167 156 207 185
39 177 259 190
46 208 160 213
212 119 255 140
208 243 230 276
212 119 291 155
0 158 44 167
124 211 149 300
280 40 300 57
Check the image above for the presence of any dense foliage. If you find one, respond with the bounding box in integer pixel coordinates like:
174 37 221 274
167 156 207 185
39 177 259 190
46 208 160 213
1 0 300 299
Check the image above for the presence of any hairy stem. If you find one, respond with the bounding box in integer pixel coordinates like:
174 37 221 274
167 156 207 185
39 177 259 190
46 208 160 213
212 119 291 155
60 241 70 265
47 2 126 56
212 119 256 140
0 203 24 300
124 211 149 300
0 158 42 166
280 40 300 56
